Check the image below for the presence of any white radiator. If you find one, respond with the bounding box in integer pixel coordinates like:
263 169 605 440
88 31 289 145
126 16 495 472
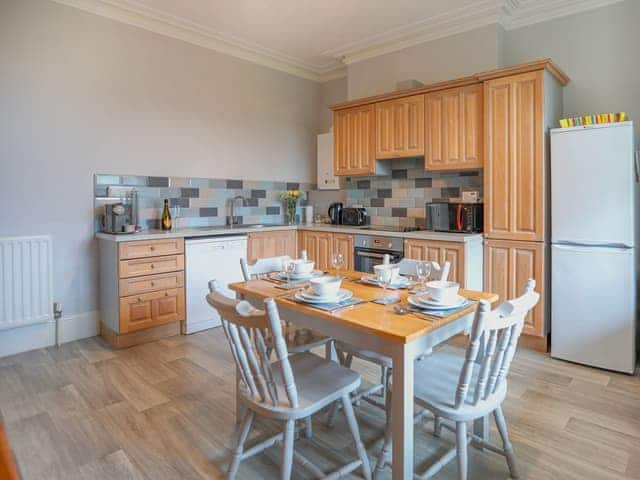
0 236 53 331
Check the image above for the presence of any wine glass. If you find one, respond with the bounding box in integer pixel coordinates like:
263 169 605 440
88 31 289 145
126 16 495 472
285 260 296 285
331 252 344 277
376 266 395 304
416 261 432 294
172 205 181 230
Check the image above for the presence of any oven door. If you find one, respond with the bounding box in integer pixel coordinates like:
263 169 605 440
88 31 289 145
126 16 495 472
354 248 403 273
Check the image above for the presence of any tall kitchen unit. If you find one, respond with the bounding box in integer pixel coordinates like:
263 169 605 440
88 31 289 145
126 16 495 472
481 61 568 352
550 122 637 373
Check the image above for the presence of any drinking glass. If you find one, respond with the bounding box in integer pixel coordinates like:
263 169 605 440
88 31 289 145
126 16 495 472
285 260 296 285
172 205 181 230
331 252 344 277
376 266 395 304
416 261 432 293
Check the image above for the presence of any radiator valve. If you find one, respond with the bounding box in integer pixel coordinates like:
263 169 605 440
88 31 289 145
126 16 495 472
53 302 62 320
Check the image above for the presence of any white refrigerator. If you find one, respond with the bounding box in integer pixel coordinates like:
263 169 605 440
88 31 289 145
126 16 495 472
550 121 638 373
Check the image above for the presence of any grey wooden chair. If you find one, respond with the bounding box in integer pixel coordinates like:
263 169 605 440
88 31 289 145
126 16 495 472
374 279 540 480
328 261 450 425
240 256 332 356
206 281 372 480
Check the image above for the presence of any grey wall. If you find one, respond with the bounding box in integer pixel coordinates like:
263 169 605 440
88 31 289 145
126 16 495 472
319 77 348 133
0 0 322 317
347 24 502 99
502 0 640 139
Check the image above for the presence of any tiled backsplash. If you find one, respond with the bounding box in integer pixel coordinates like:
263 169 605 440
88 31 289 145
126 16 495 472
343 158 483 228
94 174 314 230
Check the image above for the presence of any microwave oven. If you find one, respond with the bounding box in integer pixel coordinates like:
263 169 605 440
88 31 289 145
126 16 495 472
425 202 483 233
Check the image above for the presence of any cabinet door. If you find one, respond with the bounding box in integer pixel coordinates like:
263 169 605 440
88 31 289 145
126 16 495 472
334 105 376 176
484 239 545 338
484 71 544 241
332 233 354 271
299 231 332 271
247 230 297 262
375 95 424 159
119 288 185 333
424 84 483 171
402 239 464 285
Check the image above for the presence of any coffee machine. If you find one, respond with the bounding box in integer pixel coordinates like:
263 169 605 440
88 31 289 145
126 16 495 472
102 203 134 233
328 202 343 224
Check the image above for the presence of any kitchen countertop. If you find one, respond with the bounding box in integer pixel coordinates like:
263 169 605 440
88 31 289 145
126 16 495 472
96 223 482 243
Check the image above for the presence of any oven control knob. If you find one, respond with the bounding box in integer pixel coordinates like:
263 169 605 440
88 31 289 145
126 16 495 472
388 242 392 248
362 240 366 246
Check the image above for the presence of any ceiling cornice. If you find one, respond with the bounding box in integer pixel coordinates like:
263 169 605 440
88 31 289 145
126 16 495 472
50 0 624 83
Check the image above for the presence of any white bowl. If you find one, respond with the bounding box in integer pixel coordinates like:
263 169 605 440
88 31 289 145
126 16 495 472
426 280 460 304
373 264 400 284
291 259 315 274
309 276 342 298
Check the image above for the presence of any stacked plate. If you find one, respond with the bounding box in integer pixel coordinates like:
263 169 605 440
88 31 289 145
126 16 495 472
407 293 468 311
294 288 353 304
272 270 323 282
360 275 413 289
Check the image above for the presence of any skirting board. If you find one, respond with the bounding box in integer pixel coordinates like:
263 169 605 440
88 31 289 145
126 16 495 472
0 310 100 358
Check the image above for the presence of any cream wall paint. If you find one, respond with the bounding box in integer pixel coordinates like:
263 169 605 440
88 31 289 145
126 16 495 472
0 0 321 319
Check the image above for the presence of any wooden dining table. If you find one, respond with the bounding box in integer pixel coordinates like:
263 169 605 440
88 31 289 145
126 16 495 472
229 270 499 480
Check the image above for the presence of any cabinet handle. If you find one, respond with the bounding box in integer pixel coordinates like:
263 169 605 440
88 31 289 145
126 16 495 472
150 246 155 251
165 291 169 296
150 264 155 269
138 297 143 302
150 282 155 286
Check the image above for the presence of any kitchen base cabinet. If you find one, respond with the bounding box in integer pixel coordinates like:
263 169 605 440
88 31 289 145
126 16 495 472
298 230 355 272
403 238 483 290
484 239 547 349
333 233 354 271
246 230 297 263
98 237 186 349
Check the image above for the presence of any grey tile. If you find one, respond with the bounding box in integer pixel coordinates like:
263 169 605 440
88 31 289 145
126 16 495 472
356 180 370 189
95 174 121 185
208 178 227 188
286 182 300 190
378 188 392 198
392 208 407 217
441 187 460 198
169 198 189 208
189 177 210 188
266 206 280 215
415 178 433 188
244 198 258 207
145 219 159 229
371 198 385 207
94 186 108 197
199 207 219 217
251 189 266 199
180 187 199 198
391 169 407 179
226 179 243 189
148 176 169 187
459 170 480 177
120 175 148 186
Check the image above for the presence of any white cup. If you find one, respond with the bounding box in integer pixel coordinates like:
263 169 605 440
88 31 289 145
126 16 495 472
309 276 342 298
292 259 314 274
426 280 460 304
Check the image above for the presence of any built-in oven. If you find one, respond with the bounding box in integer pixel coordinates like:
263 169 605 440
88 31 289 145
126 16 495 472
354 234 403 273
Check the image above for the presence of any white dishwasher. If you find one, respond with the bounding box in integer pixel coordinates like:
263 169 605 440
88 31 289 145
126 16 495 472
185 235 247 334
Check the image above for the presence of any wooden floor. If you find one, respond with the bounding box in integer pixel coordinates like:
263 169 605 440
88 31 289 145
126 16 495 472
0 328 639 479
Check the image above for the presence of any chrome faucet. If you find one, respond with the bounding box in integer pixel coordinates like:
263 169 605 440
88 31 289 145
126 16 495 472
228 195 247 227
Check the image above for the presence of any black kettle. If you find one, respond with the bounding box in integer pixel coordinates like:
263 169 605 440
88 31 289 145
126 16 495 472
328 202 343 224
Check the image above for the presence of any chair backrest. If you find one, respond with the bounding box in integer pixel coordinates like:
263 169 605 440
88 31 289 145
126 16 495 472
454 279 539 409
240 255 292 281
206 280 298 409
395 258 451 281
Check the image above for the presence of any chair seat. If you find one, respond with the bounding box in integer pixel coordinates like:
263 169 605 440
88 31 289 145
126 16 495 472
264 325 331 354
240 352 361 420
336 341 392 369
391 347 507 421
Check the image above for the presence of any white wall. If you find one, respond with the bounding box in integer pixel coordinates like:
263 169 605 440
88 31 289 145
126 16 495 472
0 0 321 335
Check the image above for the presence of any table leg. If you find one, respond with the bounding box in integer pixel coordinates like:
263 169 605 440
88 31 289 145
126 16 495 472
391 345 414 480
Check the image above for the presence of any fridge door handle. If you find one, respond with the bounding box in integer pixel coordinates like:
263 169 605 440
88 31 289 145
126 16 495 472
635 150 640 183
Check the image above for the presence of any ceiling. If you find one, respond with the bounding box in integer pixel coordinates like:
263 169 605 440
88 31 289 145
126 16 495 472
53 0 622 81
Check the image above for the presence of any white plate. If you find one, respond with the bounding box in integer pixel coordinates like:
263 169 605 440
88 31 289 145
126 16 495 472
407 294 468 310
274 270 323 281
295 289 353 304
361 275 412 288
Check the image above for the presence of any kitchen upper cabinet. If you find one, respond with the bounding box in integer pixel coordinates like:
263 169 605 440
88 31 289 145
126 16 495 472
246 230 297 263
375 95 424 159
424 84 483 171
484 239 546 340
334 105 377 176
403 239 465 286
484 71 544 241
332 233 354 271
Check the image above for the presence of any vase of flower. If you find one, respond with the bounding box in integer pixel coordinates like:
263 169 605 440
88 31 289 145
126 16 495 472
280 190 300 225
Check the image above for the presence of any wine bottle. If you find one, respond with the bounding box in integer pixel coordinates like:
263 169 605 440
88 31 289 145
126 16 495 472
161 199 172 231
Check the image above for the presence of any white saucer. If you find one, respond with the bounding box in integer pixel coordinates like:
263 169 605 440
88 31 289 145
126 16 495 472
295 289 353 304
274 270 323 281
408 294 467 310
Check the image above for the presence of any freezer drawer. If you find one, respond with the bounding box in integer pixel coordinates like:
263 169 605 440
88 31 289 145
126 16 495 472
551 244 636 373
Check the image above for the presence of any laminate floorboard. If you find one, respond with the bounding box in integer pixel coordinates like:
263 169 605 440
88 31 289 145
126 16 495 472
0 327 638 479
